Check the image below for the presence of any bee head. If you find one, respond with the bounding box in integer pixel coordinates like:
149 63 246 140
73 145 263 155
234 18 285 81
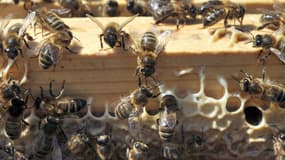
4 47 19 60
240 77 252 92
104 31 117 48
254 34 263 47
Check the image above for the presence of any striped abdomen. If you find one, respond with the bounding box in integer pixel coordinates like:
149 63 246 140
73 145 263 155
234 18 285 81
39 42 60 69
263 84 285 103
55 99 87 115
114 99 134 119
5 116 22 140
44 12 69 32
33 135 54 160
158 125 175 142
203 8 226 27
141 32 157 52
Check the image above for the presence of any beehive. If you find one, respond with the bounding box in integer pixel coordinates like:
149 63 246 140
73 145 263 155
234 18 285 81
0 0 285 159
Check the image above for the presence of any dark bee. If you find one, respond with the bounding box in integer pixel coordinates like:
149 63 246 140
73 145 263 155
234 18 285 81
58 0 94 17
197 0 224 16
149 0 197 30
30 116 62 160
157 95 179 142
3 22 33 60
34 80 87 117
126 141 149 160
238 71 285 106
95 134 114 160
256 0 285 30
5 94 29 140
202 1 245 28
114 86 160 119
105 0 120 17
126 0 152 16
273 131 285 159
86 14 138 49
37 29 75 70
132 30 171 87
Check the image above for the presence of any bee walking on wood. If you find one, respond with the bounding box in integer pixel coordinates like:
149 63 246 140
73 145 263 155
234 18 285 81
86 13 138 49
131 29 171 87
34 80 87 117
58 0 94 17
149 0 197 30
201 0 245 28
197 0 224 16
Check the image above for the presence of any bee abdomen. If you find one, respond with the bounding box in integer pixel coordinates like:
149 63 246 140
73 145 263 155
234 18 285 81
203 8 225 27
56 99 87 115
114 101 133 119
33 136 54 160
159 126 175 142
45 12 68 31
141 32 157 51
5 120 21 140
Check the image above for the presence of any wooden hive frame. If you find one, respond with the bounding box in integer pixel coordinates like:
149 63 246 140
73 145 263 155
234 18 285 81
1 0 285 113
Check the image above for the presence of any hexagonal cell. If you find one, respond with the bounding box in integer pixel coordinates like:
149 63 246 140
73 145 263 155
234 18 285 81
200 103 220 118
244 106 263 126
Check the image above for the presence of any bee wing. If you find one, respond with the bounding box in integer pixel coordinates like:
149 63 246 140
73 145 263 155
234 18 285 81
159 109 177 129
270 47 285 63
86 14 105 32
273 0 285 13
118 14 139 31
154 30 172 55
50 8 71 15
18 11 36 37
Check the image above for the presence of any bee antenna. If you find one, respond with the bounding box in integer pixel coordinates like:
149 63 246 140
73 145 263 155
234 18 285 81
231 75 240 83
39 86 44 98
49 80 65 100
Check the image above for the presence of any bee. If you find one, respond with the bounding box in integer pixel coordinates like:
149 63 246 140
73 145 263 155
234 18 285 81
256 0 285 30
30 116 62 160
131 29 171 87
86 13 138 49
34 80 87 117
202 0 245 28
58 0 94 17
161 142 184 160
3 22 33 60
37 29 76 70
0 140 28 160
157 95 179 142
272 130 285 160
23 1 71 34
114 86 160 119
126 141 149 160
126 0 152 16
148 0 197 30
4 94 29 140
95 134 114 160
105 0 120 17
197 0 224 16
238 70 285 106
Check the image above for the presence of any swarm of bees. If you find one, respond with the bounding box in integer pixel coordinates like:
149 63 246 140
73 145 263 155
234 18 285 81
0 0 285 159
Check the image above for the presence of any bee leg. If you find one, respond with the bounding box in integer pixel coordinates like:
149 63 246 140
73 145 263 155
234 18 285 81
136 67 142 87
22 119 30 126
224 11 230 29
100 34 104 49
155 13 173 25
23 38 31 49
257 23 274 30
49 80 65 99
65 47 76 54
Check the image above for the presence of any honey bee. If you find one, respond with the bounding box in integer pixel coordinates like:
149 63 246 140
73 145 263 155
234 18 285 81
131 29 171 87
126 141 149 160
105 0 120 17
0 140 28 160
256 0 285 30
201 0 245 28
126 0 152 16
238 70 285 106
86 13 138 49
148 0 197 30
3 22 33 60
37 29 76 70
95 134 114 160
114 86 160 119
58 0 94 17
273 130 285 160
197 0 224 16
34 80 87 117
30 116 62 160
4 94 29 140
157 95 179 142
